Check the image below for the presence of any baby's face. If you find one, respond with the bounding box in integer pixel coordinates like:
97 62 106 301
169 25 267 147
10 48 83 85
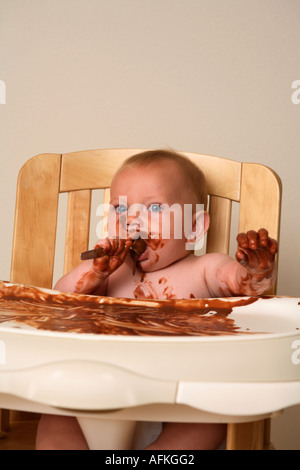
110 161 196 272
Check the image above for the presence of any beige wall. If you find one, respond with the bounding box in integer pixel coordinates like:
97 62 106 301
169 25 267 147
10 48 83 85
0 0 299 449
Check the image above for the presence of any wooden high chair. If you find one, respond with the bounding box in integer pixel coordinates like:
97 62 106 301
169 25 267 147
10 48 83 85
1 149 281 450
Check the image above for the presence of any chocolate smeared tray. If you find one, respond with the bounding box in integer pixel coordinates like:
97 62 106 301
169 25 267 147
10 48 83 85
0 281 262 336
1 281 300 418
0 280 299 337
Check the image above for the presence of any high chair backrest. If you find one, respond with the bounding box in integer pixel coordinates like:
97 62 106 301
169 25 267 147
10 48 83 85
10 149 282 293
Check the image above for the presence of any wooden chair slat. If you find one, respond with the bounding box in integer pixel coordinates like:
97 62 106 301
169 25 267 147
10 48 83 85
64 189 92 274
10 153 61 288
206 196 232 254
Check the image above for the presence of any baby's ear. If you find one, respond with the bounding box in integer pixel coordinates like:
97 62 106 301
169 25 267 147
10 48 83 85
185 210 210 250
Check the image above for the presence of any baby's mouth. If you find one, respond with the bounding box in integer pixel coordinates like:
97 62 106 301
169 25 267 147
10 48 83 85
137 249 148 261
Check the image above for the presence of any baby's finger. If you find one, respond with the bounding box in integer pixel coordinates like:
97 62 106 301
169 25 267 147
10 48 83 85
269 237 278 254
95 238 111 254
236 232 249 248
124 239 133 249
258 228 269 247
116 238 133 256
236 247 260 269
235 248 247 263
113 238 125 255
107 238 118 255
247 230 258 250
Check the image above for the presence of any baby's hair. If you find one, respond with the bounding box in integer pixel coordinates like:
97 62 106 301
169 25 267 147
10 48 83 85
116 149 208 209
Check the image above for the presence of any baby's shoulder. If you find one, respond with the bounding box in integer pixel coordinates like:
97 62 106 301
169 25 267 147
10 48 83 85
185 252 234 278
187 252 231 267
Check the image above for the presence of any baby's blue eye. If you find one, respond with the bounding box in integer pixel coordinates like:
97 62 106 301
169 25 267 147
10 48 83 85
116 205 127 213
148 203 162 213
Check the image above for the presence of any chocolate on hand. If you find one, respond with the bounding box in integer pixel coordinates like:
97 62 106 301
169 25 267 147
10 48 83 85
80 238 147 275
235 228 278 271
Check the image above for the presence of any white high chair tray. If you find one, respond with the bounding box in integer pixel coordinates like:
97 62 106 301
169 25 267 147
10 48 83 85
0 281 300 422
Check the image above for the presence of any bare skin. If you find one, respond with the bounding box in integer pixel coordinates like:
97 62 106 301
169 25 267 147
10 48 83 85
36 161 278 450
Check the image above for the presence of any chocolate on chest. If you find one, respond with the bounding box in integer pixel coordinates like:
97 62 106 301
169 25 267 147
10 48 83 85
133 274 177 300
108 268 198 301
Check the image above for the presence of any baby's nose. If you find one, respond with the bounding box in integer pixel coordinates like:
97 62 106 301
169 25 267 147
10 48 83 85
127 209 148 235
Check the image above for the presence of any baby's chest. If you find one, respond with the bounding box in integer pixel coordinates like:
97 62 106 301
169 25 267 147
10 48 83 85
132 272 182 300
107 265 210 300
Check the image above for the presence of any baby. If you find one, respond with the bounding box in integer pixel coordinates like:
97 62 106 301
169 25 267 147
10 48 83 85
36 149 278 450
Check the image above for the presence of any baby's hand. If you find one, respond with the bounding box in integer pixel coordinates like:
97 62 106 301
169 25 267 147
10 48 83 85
92 238 133 278
235 228 278 271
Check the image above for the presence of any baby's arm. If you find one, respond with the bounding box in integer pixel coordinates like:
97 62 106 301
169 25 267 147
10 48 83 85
204 228 278 296
54 238 133 295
